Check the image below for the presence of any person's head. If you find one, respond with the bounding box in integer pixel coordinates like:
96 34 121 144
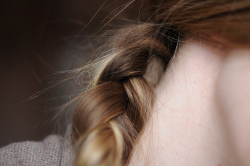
71 0 250 165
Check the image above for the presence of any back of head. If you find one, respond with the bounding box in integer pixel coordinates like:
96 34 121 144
71 0 250 165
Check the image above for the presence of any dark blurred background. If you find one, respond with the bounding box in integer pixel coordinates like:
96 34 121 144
0 0 149 147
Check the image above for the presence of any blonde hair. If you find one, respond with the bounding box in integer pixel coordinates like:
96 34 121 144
71 0 250 165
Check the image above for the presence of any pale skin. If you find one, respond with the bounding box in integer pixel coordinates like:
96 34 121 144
130 38 250 166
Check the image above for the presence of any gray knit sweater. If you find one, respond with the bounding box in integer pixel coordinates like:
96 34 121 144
0 126 74 166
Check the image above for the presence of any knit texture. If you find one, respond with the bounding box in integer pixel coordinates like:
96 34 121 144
0 125 74 166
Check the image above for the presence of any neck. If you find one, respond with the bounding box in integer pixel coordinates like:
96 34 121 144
129 38 240 166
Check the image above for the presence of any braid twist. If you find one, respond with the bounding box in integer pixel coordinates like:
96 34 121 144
72 23 180 166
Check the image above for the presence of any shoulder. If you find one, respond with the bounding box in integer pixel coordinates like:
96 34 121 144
0 126 74 166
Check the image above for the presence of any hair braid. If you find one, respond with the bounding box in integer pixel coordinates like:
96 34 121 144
72 23 179 166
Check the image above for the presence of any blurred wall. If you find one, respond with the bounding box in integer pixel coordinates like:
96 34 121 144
0 0 147 147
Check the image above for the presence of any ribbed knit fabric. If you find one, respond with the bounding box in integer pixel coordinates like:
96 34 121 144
0 125 74 166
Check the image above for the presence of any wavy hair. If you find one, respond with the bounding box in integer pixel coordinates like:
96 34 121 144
71 0 250 165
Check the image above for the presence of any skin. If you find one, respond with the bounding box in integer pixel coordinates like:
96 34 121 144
130 38 250 166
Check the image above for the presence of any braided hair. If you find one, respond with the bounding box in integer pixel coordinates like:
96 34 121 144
72 23 180 166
